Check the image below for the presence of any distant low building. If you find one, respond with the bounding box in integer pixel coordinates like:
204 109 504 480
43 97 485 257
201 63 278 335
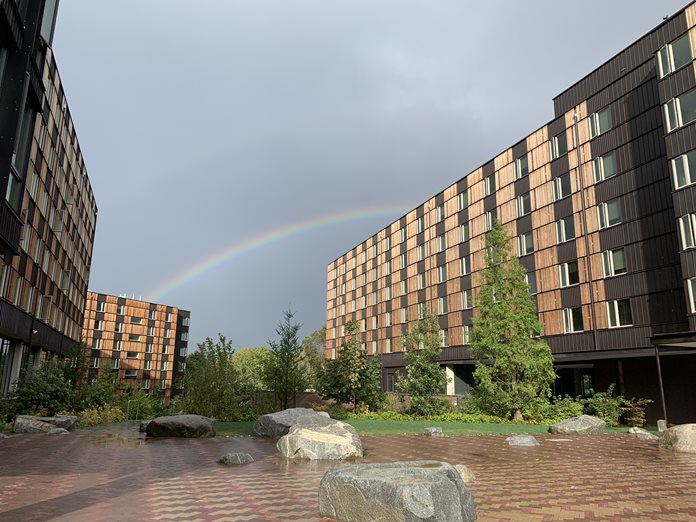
81 291 190 402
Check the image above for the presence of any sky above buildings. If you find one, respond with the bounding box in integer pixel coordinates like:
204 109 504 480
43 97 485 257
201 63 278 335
52 0 687 349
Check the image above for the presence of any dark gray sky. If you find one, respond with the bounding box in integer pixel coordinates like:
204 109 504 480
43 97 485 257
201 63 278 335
52 1 686 348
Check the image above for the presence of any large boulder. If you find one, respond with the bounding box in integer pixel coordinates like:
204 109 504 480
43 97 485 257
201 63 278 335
628 427 658 441
278 421 362 460
13 415 78 433
145 414 215 438
549 415 605 435
506 434 540 446
319 461 477 522
252 408 332 438
659 424 696 453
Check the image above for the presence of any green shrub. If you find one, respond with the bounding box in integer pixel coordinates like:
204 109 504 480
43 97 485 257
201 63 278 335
622 397 652 427
309 402 349 420
346 411 413 421
79 405 125 427
583 384 623 426
523 395 584 424
11 359 74 417
427 412 507 424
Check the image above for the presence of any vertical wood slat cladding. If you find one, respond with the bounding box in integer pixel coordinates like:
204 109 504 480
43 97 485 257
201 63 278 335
327 3 696 364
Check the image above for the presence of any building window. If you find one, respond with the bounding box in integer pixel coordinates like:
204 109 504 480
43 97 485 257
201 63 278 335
384 338 391 353
384 260 391 276
161 360 168 371
161 380 166 390
144 360 152 370
113 359 121 370
589 106 612 138
460 255 471 276
435 204 445 223
563 307 584 333
436 235 446 253
602 248 627 277
399 308 407 323
371 316 378 329
460 222 470 242
598 199 622 229
525 272 537 294
553 173 572 201
93 339 102 350
439 329 449 347
124 369 137 378
126 351 138 359
372 291 378 305
664 88 696 132
90 357 100 369
128 334 140 341
142 379 150 390
147 326 155 336
115 322 123 333
436 265 447 284
399 253 406 269
416 216 424 234
94 320 104 331
130 317 142 325
607 299 633 328
417 244 425 261
149 310 156 320
559 261 580 287
384 312 392 327
484 173 496 197
145 343 153 353
166 312 173 322
517 192 532 217
593 151 617 182
550 130 568 160
671 150 696 190
400 228 406 242
462 325 471 345
417 273 426 290
687 277 696 313
384 286 392 300
679 214 696 249
658 33 692 78
457 190 468 211
518 232 534 256
485 209 497 231
462 289 473 310
418 302 427 319
556 216 575 243
113 340 122 351
372 268 378 281
97 301 106 312
514 154 529 179
437 297 448 315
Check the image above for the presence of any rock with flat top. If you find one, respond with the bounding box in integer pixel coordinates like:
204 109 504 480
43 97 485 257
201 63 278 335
252 408 333 438
14 415 78 433
628 427 658 440
278 421 362 460
145 414 215 438
659 424 696 453
549 415 605 435
319 461 476 521
218 452 254 465
506 434 539 446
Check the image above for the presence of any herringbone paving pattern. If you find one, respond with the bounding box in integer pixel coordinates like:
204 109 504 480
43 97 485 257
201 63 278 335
1 425 695 521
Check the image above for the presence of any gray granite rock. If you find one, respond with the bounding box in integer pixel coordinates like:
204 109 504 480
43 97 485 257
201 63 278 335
48 427 69 435
319 461 477 521
424 427 444 437
145 415 215 438
218 452 254 465
506 434 540 446
0 433 8 439
454 464 476 485
139 421 150 433
628 427 658 440
549 415 605 435
14 415 78 433
277 421 362 460
658 424 696 453
252 408 335 438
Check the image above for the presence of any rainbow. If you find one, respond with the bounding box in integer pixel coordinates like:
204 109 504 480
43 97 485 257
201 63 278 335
148 204 410 301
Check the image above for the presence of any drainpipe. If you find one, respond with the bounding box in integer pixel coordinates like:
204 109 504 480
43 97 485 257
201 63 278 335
573 111 599 352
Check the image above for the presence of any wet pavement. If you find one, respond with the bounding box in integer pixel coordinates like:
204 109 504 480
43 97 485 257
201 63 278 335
0 423 695 521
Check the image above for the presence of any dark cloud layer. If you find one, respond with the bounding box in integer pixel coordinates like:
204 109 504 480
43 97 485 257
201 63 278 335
52 1 685 347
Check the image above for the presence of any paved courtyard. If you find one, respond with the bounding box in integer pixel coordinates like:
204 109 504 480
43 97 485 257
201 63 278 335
0 424 695 521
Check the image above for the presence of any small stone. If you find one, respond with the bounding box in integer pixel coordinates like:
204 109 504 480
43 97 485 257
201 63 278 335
424 427 444 437
454 464 476 485
218 452 254 465
48 428 69 435
506 434 539 446
657 419 667 433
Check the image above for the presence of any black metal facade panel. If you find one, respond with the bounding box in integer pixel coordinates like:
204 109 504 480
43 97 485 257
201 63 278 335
516 214 532 233
440 344 472 363
591 108 663 160
556 241 578 264
550 155 569 178
512 140 527 158
514 175 530 196
658 62 696 103
597 325 654 351
665 121 696 158
547 332 595 354
482 160 495 178
553 14 687 116
519 255 535 273
560 285 582 308
483 193 496 212
679 249 696 278
672 184 696 215
553 195 574 218
548 116 567 137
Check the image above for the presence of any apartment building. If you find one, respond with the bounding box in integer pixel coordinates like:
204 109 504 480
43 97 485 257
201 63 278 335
0 0 98 394
81 292 190 402
327 3 696 423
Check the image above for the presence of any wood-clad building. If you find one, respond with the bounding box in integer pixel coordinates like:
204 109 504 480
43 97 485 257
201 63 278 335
0 0 99 395
81 292 190 402
326 2 696 424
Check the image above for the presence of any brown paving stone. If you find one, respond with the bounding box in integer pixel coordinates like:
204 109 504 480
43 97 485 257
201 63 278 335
1 425 696 521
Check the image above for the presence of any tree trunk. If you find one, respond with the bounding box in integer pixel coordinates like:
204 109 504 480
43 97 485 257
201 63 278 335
513 409 523 421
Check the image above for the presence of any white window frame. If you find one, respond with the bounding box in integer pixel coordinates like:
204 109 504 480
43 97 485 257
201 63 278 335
588 106 612 139
484 173 496 197
436 265 447 284
525 272 537 295
462 289 473 310
678 214 696 249
457 190 468 211
602 248 627 277
435 204 445 223
559 261 579 288
687 277 696 313
485 210 497 231
439 329 449 347
514 154 528 179
563 307 584 333
518 232 534 256
671 151 696 190
436 235 446 253
417 244 425 261
556 216 575 243
598 199 622 229
416 216 424 234
460 255 471 276
658 33 692 79
592 151 617 182
462 325 471 345
417 273 426 290
553 173 572 201
437 297 447 315
516 192 531 217
550 131 568 160
664 88 696 132
607 299 633 328
460 222 469 243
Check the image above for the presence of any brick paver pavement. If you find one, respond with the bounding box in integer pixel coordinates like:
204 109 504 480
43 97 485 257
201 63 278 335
1 424 695 521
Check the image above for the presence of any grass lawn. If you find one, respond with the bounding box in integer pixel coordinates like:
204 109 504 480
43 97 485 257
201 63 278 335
214 419 642 436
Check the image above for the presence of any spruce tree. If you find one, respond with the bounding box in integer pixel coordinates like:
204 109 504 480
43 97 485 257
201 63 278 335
471 220 556 420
